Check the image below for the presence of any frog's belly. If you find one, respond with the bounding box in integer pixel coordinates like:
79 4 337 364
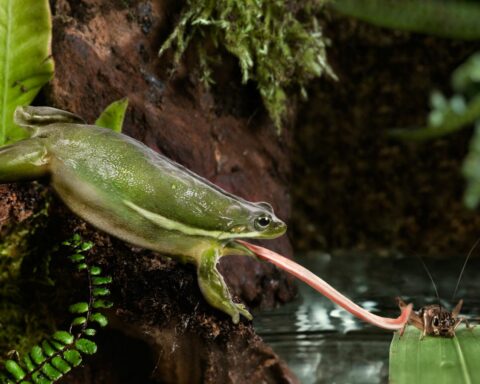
50 164 211 263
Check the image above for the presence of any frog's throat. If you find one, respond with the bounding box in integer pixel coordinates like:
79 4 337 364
123 199 262 240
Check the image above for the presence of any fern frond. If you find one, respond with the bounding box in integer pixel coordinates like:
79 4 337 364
0 235 113 384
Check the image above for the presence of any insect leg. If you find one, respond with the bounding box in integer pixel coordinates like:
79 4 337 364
452 299 464 318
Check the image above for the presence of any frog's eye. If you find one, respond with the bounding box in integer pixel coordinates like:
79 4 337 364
432 316 439 327
254 215 271 230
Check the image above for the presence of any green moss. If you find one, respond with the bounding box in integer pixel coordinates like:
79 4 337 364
160 0 334 131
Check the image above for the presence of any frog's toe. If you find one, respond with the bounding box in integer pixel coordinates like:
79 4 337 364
220 302 252 324
235 302 253 321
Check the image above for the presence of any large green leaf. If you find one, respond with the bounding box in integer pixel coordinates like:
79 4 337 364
0 0 54 145
390 325 480 384
332 0 480 41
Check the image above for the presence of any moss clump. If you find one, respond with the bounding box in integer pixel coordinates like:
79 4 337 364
160 0 334 131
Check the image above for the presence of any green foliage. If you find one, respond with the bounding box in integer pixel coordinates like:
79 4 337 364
95 98 129 133
0 0 54 145
390 325 480 384
332 0 480 40
159 0 334 131
389 52 480 209
0 235 112 384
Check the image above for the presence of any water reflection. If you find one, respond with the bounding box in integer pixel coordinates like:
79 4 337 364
253 251 480 383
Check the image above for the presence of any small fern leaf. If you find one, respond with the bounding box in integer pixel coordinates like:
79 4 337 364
31 371 52 384
68 253 85 263
48 341 64 352
80 241 94 251
91 276 112 285
40 364 61 381
74 339 97 355
89 266 102 275
76 263 88 271
40 342 55 358
23 355 35 372
30 346 46 365
70 317 87 327
50 357 71 375
52 332 73 346
90 313 108 327
68 302 89 314
4 361 26 381
83 328 97 337
62 350 82 367
92 287 110 297
92 299 113 309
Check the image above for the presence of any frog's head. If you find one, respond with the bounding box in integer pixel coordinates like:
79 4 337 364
222 201 286 240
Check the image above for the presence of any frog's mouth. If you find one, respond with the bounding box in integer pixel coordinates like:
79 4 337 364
222 240 257 257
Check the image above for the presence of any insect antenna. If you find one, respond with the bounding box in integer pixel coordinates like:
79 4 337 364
451 237 480 301
417 255 442 306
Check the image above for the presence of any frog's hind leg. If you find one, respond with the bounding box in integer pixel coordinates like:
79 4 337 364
0 140 49 182
197 247 253 324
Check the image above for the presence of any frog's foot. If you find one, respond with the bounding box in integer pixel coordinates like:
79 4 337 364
197 247 252 324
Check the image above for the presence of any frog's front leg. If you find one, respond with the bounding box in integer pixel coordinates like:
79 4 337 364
197 247 253 324
0 139 49 182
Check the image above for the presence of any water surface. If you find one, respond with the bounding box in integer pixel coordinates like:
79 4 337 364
254 251 480 383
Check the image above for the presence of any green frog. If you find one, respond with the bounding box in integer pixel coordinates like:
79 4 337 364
0 106 287 323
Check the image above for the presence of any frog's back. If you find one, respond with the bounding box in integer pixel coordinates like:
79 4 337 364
42 123 255 232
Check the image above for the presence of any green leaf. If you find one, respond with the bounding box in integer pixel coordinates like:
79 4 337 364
92 276 112 285
83 328 97 337
75 338 97 355
23 355 35 372
50 357 71 374
95 98 128 133
40 364 62 381
389 94 480 142
92 287 110 297
52 331 74 346
49 341 65 351
332 0 480 40
30 345 46 365
90 312 108 327
5 360 26 380
80 241 94 251
76 263 88 271
69 253 85 263
89 266 102 275
62 350 82 367
69 302 89 314
0 0 54 145
390 325 480 383
41 341 55 357
70 316 87 326
31 371 52 384
93 299 114 309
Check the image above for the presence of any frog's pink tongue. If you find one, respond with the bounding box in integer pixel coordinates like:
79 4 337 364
237 240 411 331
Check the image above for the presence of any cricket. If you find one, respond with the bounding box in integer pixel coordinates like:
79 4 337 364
397 239 479 339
